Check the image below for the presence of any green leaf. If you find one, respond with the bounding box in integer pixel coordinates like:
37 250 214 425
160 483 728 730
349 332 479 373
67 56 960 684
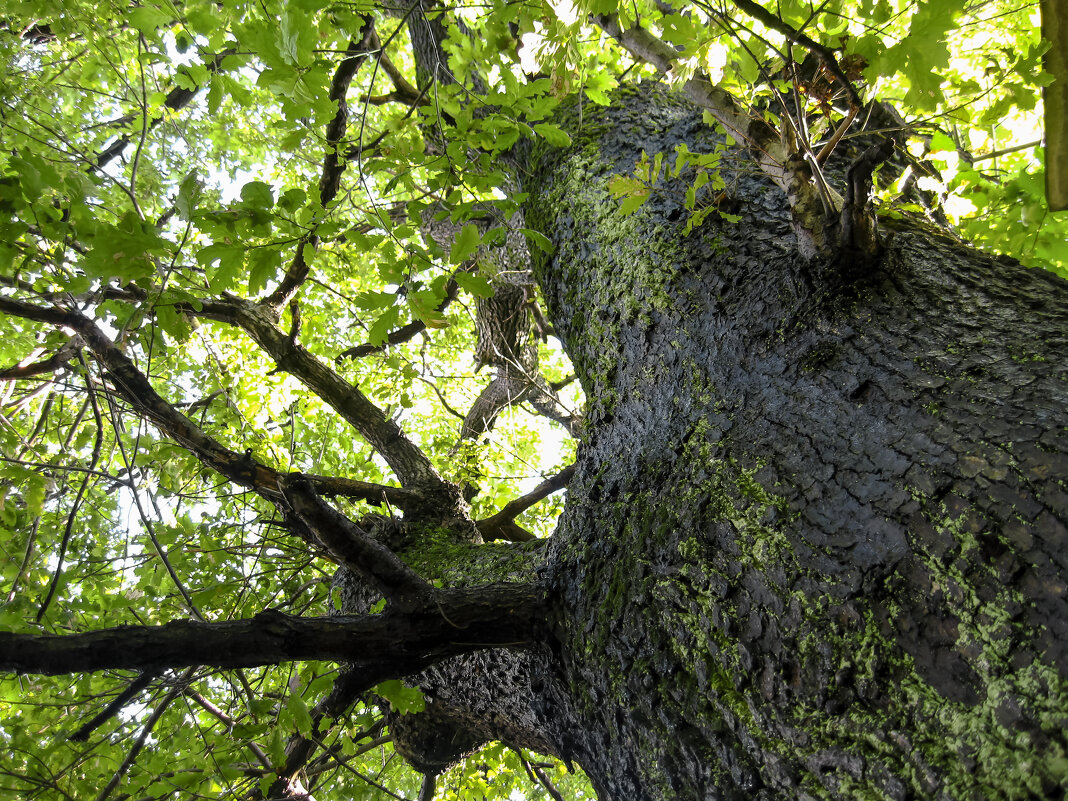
128 6 170 37
367 306 402 345
454 271 494 298
176 171 203 221
240 181 274 210
533 123 571 147
450 223 482 264
197 242 246 291
373 680 426 715
207 76 224 115
521 228 555 254
287 694 314 737
608 175 651 215
268 728 287 769
247 247 280 295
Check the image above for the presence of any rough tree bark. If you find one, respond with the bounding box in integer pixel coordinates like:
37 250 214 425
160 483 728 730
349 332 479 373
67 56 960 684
299 81 1068 800
514 84 1068 800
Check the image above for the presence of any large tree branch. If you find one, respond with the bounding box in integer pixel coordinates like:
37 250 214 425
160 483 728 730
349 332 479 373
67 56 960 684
476 464 575 542
280 473 433 611
195 296 449 495
0 297 433 515
0 296 285 499
0 584 546 675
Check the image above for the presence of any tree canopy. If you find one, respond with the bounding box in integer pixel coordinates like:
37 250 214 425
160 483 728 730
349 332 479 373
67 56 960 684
0 0 1063 799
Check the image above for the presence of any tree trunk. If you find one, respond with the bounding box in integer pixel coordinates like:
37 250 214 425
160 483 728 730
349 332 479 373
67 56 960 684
505 84 1067 799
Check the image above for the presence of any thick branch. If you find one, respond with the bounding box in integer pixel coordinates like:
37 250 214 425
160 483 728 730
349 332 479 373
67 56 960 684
0 296 284 500
840 136 896 257
0 584 546 676
8 287 449 509
280 473 433 610
196 296 447 493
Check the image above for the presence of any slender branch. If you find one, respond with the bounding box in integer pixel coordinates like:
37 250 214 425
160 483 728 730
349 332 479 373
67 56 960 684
0 336 83 380
0 584 547 675
94 51 232 171
476 464 575 542
970 138 1043 162
302 473 423 508
183 687 274 769
266 20 377 308
263 669 384 798
727 0 864 110
335 275 460 362
37 356 103 623
95 668 194 801
70 672 156 742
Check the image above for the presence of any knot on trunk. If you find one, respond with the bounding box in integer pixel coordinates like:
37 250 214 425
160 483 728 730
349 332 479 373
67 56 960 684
387 701 486 775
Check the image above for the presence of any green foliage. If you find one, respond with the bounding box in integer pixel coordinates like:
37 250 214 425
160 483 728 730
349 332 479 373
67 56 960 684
0 0 1060 798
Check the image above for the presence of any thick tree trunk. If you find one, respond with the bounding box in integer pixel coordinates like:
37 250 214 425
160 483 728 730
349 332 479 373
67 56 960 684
513 85 1068 799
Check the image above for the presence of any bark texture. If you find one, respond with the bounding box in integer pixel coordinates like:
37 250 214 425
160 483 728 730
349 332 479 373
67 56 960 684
516 84 1068 799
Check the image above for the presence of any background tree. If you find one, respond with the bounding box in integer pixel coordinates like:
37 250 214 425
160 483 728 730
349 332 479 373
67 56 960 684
0 1 1064 800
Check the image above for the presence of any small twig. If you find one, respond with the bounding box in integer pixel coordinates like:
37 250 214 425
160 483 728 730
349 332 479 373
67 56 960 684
815 105 859 165
70 672 156 742
727 0 864 110
94 667 194 801
970 138 1042 163
37 356 103 623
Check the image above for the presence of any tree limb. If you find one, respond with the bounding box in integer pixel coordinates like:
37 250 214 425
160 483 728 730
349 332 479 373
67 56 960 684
726 0 864 110
0 585 547 675
279 473 433 611
266 20 377 308
0 296 286 501
194 296 449 495
335 275 460 362
0 336 82 380
94 668 194 801
94 51 232 171
476 464 575 542
69 671 156 742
